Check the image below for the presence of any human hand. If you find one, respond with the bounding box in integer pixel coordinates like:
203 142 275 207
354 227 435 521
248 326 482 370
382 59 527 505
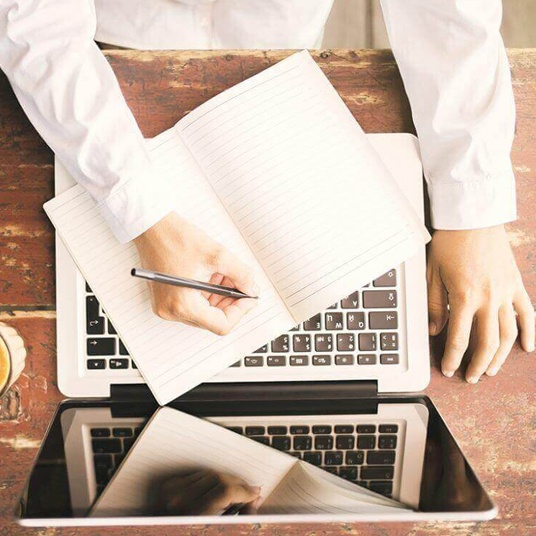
427 224 535 383
159 469 261 516
133 213 258 335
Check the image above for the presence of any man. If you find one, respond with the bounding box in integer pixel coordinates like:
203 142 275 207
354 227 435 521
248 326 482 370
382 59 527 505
0 0 533 384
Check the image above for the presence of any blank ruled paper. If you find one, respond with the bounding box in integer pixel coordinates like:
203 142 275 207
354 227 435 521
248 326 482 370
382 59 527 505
45 51 429 405
178 51 429 322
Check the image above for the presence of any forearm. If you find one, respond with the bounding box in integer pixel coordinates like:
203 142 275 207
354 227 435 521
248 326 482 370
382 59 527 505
380 0 517 230
0 0 172 242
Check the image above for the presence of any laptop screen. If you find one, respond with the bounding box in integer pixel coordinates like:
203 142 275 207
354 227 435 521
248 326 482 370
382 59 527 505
17 395 494 524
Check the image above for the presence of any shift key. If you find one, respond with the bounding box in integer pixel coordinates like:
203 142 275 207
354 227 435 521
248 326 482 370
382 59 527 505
360 466 395 480
363 290 397 308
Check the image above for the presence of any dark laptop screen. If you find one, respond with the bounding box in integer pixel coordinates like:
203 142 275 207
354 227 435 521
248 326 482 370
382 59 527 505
17 395 494 522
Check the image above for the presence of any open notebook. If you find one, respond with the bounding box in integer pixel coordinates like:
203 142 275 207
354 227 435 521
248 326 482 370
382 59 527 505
91 407 411 517
44 50 430 405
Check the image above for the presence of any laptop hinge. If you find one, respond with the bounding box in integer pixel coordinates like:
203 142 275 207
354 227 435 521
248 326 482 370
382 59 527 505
110 380 378 403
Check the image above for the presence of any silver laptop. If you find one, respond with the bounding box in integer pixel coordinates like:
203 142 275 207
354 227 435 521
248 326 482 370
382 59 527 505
15 133 496 525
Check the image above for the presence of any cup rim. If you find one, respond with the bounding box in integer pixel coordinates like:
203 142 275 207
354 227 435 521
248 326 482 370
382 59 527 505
0 333 13 398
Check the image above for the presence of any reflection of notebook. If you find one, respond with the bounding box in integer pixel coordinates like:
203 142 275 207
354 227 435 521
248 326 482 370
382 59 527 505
44 50 430 405
91 407 411 517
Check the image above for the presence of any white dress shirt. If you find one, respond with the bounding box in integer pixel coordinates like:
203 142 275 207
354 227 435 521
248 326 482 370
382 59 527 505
0 0 517 242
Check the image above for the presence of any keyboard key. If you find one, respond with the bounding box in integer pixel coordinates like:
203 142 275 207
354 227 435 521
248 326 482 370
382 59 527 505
361 466 395 480
92 438 122 454
323 467 339 475
268 426 287 435
272 436 291 451
110 359 129 369
346 451 364 465
369 311 398 330
358 333 376 351
335 354 354 365
341 291 359 309
368 481 393 496
336 334 355 351
324 451 343 465
245 426 265 436
356 425 376 434
87 359 106 370
114 453 125 466
379 435 398 449
251 436 270 445
94 465 110 485
267 355 286 366
293 436 312 451
347 312 365 330
379 425 399 434
91 428 111 438
334 425 354 433
292 335 311 352
228 427 243 434
86 296 100 319
314 436 333 450
85 283 93 293
325 313 343 330
112 428 132 438
254 345 268 353
315 334 333 352
336 435 355 449
303 452 322 466
87 317 105 335
290 452 302 459
108 321 117 335
123 437 135 451
119 341 129 356
290 355 308 366
290 425 310 434
357 435 376 449
245 356 263 367
339 467 358 480
271 335 289 352
373 269 397 287
358 354 377 365
380 333 398 351
363 290 397 308
380 354 399 365
93 453 112 470
313 355 331 366
230 361 241 367
87 338 116 356
303 314 322 331
367 451 396 465
327 303 338 310
312 425 332 434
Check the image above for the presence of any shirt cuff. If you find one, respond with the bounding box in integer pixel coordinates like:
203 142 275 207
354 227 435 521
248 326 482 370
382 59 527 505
428 169 517 230
98 169 175 243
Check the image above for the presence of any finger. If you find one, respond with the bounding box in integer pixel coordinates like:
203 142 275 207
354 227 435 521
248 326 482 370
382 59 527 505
465 307 500 384
214 250 258 297
486 304 518 376
201 479 261 516
427 268 449 336
513 288 535 353
442 298 475 377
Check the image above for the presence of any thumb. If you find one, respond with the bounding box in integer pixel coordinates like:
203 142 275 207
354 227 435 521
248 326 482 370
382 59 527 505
427 269 449 336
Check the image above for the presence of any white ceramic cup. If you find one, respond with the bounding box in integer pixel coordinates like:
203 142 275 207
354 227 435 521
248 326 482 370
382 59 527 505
0 322 27 397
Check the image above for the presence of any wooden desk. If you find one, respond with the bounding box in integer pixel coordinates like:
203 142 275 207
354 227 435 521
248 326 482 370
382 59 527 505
0 49 535 535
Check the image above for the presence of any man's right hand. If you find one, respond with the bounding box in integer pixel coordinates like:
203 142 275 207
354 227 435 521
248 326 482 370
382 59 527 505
133 213 258 335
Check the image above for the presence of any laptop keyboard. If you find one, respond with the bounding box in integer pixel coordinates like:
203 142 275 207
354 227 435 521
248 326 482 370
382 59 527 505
84 268 401 373
89 419 400 499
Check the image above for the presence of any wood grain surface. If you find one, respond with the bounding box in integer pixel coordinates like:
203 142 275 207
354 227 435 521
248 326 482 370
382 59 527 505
0 49 535 536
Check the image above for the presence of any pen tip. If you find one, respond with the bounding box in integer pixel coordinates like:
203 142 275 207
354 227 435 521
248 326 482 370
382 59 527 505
131 268 136 276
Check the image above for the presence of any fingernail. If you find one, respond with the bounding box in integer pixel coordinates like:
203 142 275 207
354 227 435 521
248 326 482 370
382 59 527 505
252 486 261 495
429 322 437 336
486 368 498 377
442 369 453 378
467 376 479 384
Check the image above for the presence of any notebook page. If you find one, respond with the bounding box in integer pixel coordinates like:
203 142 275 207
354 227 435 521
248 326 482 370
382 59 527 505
177 50 430 322
91 407 298 517
44 130 292 405
260 462 408 515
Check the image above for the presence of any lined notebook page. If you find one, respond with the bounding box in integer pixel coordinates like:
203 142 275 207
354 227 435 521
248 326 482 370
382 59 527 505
91 407 298 517
45 131 292 405
177 50 430 321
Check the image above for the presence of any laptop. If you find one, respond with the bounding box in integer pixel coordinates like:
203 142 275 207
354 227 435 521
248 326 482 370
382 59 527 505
14 133 496 525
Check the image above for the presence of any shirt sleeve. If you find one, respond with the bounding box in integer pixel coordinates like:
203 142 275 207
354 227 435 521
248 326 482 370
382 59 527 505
0 0 174 243
380 0 517 230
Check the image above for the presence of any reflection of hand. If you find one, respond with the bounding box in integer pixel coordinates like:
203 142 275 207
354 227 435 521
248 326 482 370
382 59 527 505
159 470 261 515
133 213 258 335
427 225 535 383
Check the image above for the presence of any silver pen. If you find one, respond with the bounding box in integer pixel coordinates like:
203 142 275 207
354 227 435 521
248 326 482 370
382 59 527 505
131 268 258 300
